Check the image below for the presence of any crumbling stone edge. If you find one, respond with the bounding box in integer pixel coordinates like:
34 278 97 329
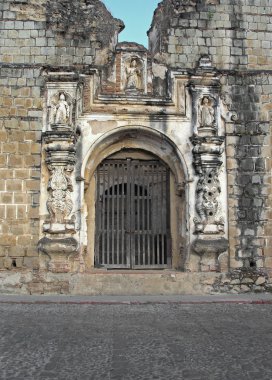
0 269 271 295
210 269 272 294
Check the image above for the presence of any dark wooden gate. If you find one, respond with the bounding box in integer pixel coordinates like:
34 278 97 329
95 159 171 269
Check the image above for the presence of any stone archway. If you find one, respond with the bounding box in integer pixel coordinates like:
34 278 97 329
83 127 189 271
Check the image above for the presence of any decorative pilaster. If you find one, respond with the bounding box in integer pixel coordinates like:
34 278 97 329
38 80 83 273
190 56 229 272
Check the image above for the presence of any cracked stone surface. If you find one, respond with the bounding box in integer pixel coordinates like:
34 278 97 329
0 303 272 379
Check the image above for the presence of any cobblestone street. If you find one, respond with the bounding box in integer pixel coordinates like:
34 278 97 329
0 301 272 380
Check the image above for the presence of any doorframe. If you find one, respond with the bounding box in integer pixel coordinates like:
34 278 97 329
83 127 189 271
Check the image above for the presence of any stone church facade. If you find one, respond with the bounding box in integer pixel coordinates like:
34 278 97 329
0 0 271 294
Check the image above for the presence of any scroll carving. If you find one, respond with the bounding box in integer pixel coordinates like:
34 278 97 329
43 129 77 234
47 167 73 224
191 136 225 235
194 168 224 233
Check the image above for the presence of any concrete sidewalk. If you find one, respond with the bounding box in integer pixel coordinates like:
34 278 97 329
0 293 272 304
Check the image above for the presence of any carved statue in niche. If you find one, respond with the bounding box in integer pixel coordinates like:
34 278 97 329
47 167 73 223
199 97 215 128
194 169 224 233
125 58 143 91
54 93 70 124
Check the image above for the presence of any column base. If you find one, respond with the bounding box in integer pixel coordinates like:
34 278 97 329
192 237 229 272
38 237 79 273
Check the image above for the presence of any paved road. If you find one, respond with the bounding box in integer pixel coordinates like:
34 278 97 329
0 303 272 380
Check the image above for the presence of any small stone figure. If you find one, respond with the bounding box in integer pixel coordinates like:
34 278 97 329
199 97 214 127
126 59 142 90
47 167 73 223
55 93 70 124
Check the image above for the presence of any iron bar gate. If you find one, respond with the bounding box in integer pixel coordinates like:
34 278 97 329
95 159 171 269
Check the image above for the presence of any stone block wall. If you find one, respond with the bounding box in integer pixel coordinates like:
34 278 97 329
0 0 122 66
0 0 122 270
223 73 272 270
149 0 272 271
0 65 42 270
149 0 272 70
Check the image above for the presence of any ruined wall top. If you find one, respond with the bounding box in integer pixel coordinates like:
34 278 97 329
46 0 124 45
148 0 272 71
1 0 124 67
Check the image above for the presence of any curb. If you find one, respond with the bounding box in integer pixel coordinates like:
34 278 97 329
0 299 272 305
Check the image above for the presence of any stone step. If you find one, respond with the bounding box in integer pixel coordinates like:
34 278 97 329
0 270 270 295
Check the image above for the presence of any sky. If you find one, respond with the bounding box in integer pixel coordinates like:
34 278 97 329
102 0 159 47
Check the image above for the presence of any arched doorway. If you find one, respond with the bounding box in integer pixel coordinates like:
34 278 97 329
95 150 170 269
83 127 189 271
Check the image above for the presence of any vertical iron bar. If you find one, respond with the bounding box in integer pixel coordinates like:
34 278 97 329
147 164 151 266
111 163 115 265
130 161 135 268
95 166 100 266
122 163 125 265
142 164 146 266
137 164 140 266
166 169 171 267
102 164 106 265
116 163 120 265
111 163 116 264
151 164 155 265
106 163 110 265
161 167 165 265
126 159 131 267
156 165 160 265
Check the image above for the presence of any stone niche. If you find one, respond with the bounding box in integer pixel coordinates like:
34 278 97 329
102 42 153 96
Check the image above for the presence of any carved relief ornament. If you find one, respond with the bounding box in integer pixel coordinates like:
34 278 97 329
47 166 73 224
43 129 77 234
194 168 224 233
190 136 225 234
